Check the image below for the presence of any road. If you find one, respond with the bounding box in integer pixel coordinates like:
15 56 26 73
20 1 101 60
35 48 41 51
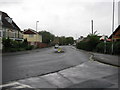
3 46 91 83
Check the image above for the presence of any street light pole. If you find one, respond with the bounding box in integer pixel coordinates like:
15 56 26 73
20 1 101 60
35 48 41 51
36 21 39 46
111 0 115 54
91 20 93 35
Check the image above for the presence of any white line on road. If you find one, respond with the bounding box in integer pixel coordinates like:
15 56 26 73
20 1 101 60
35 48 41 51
0 82 33 88
0 82 19 88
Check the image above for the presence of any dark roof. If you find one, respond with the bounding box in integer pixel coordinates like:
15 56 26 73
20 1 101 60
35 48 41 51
109 25 120 39
0 11 21 31
23 29 38 34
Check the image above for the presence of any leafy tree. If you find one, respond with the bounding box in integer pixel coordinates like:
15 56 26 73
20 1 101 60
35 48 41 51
39 31 55 44
76 33 100 51
66 37 74 45
59 36 66 45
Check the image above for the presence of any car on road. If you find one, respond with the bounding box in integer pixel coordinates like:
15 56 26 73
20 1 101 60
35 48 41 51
54 44 59 52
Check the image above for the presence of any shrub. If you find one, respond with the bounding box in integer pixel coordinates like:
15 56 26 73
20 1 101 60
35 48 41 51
26 45 34 50
76 35 100 51
96 41 120 55
114 41 120 54
2 38 34 52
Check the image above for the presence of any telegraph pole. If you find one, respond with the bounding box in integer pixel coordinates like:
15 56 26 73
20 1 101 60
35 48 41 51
36 21 39 46
91 20 93 34
111 0 115 54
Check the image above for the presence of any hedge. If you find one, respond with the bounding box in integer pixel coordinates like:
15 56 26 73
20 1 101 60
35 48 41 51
2 38 34 52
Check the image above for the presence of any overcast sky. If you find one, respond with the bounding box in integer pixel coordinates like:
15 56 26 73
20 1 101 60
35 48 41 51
0 0 119 39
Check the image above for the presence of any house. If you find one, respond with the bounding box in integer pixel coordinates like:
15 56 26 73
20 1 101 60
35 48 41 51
23 29 42 47
0 11 23 49
76 36 84 43
0 11 23 40
109 25 120 41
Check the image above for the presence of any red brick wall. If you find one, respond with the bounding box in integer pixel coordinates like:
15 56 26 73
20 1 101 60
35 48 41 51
36 42 48 48
28 42 48 48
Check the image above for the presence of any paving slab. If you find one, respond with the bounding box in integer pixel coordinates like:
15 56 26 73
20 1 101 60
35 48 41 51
69 79 115 88
18 77 57 88
41 73 73 88
59 61 118 84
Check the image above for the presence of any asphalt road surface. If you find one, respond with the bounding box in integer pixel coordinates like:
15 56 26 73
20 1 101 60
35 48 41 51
3 46 91 83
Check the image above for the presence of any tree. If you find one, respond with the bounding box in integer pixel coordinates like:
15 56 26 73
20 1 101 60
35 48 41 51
59 36 66 45
76 32 100 51
39 31 55 44
66 37 74 45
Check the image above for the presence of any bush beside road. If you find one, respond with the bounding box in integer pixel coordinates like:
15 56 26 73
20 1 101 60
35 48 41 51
76 34 120 55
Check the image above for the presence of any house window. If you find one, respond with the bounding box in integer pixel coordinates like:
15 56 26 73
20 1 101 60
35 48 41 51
29 34 34 37
5 17 12 24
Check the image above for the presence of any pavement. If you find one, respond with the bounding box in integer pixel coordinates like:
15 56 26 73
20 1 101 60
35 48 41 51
1 46 119 89
92 52 120 67
0 60 119 89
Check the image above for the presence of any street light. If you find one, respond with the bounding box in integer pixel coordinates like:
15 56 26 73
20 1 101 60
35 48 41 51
36 21 39 45
111 0 115 54
36 21 39 32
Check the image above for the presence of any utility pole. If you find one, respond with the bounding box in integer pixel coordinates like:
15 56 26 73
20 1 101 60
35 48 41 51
104 35 107 54
36 21 39 46
91 20 93 34
111 0 115 54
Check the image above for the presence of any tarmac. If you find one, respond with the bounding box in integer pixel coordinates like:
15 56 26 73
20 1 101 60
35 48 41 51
0 50 119 89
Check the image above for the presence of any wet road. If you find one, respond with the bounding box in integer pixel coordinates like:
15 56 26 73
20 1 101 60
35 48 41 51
3 46 91 83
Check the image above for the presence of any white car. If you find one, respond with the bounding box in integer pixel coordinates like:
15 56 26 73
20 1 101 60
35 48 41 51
54 44 59 52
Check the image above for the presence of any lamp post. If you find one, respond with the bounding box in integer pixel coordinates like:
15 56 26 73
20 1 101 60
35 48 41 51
36 21 39 46
91 20 93 35
104 35 107 54
111 0 115 54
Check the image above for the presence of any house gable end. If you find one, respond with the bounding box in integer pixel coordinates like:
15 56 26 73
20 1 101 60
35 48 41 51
109 25 120 39
1 11 20 31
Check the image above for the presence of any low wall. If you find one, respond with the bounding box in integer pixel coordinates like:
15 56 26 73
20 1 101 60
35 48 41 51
28 42 48 48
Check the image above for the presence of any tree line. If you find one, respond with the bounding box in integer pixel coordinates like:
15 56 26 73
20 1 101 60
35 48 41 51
39 31 74 45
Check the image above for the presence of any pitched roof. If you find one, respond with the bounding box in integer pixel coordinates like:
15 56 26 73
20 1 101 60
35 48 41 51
109 25 120 39
0 11 21 31
23 29 38 34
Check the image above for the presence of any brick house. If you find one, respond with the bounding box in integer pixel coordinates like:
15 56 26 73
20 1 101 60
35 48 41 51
109 25 120 41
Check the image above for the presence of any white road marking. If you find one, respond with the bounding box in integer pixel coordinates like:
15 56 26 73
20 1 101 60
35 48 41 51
15 82 33 88
0 82 33 88
0 82 19 88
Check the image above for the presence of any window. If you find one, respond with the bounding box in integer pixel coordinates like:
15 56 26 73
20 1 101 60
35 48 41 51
5 17 12 24
29 34 34 37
